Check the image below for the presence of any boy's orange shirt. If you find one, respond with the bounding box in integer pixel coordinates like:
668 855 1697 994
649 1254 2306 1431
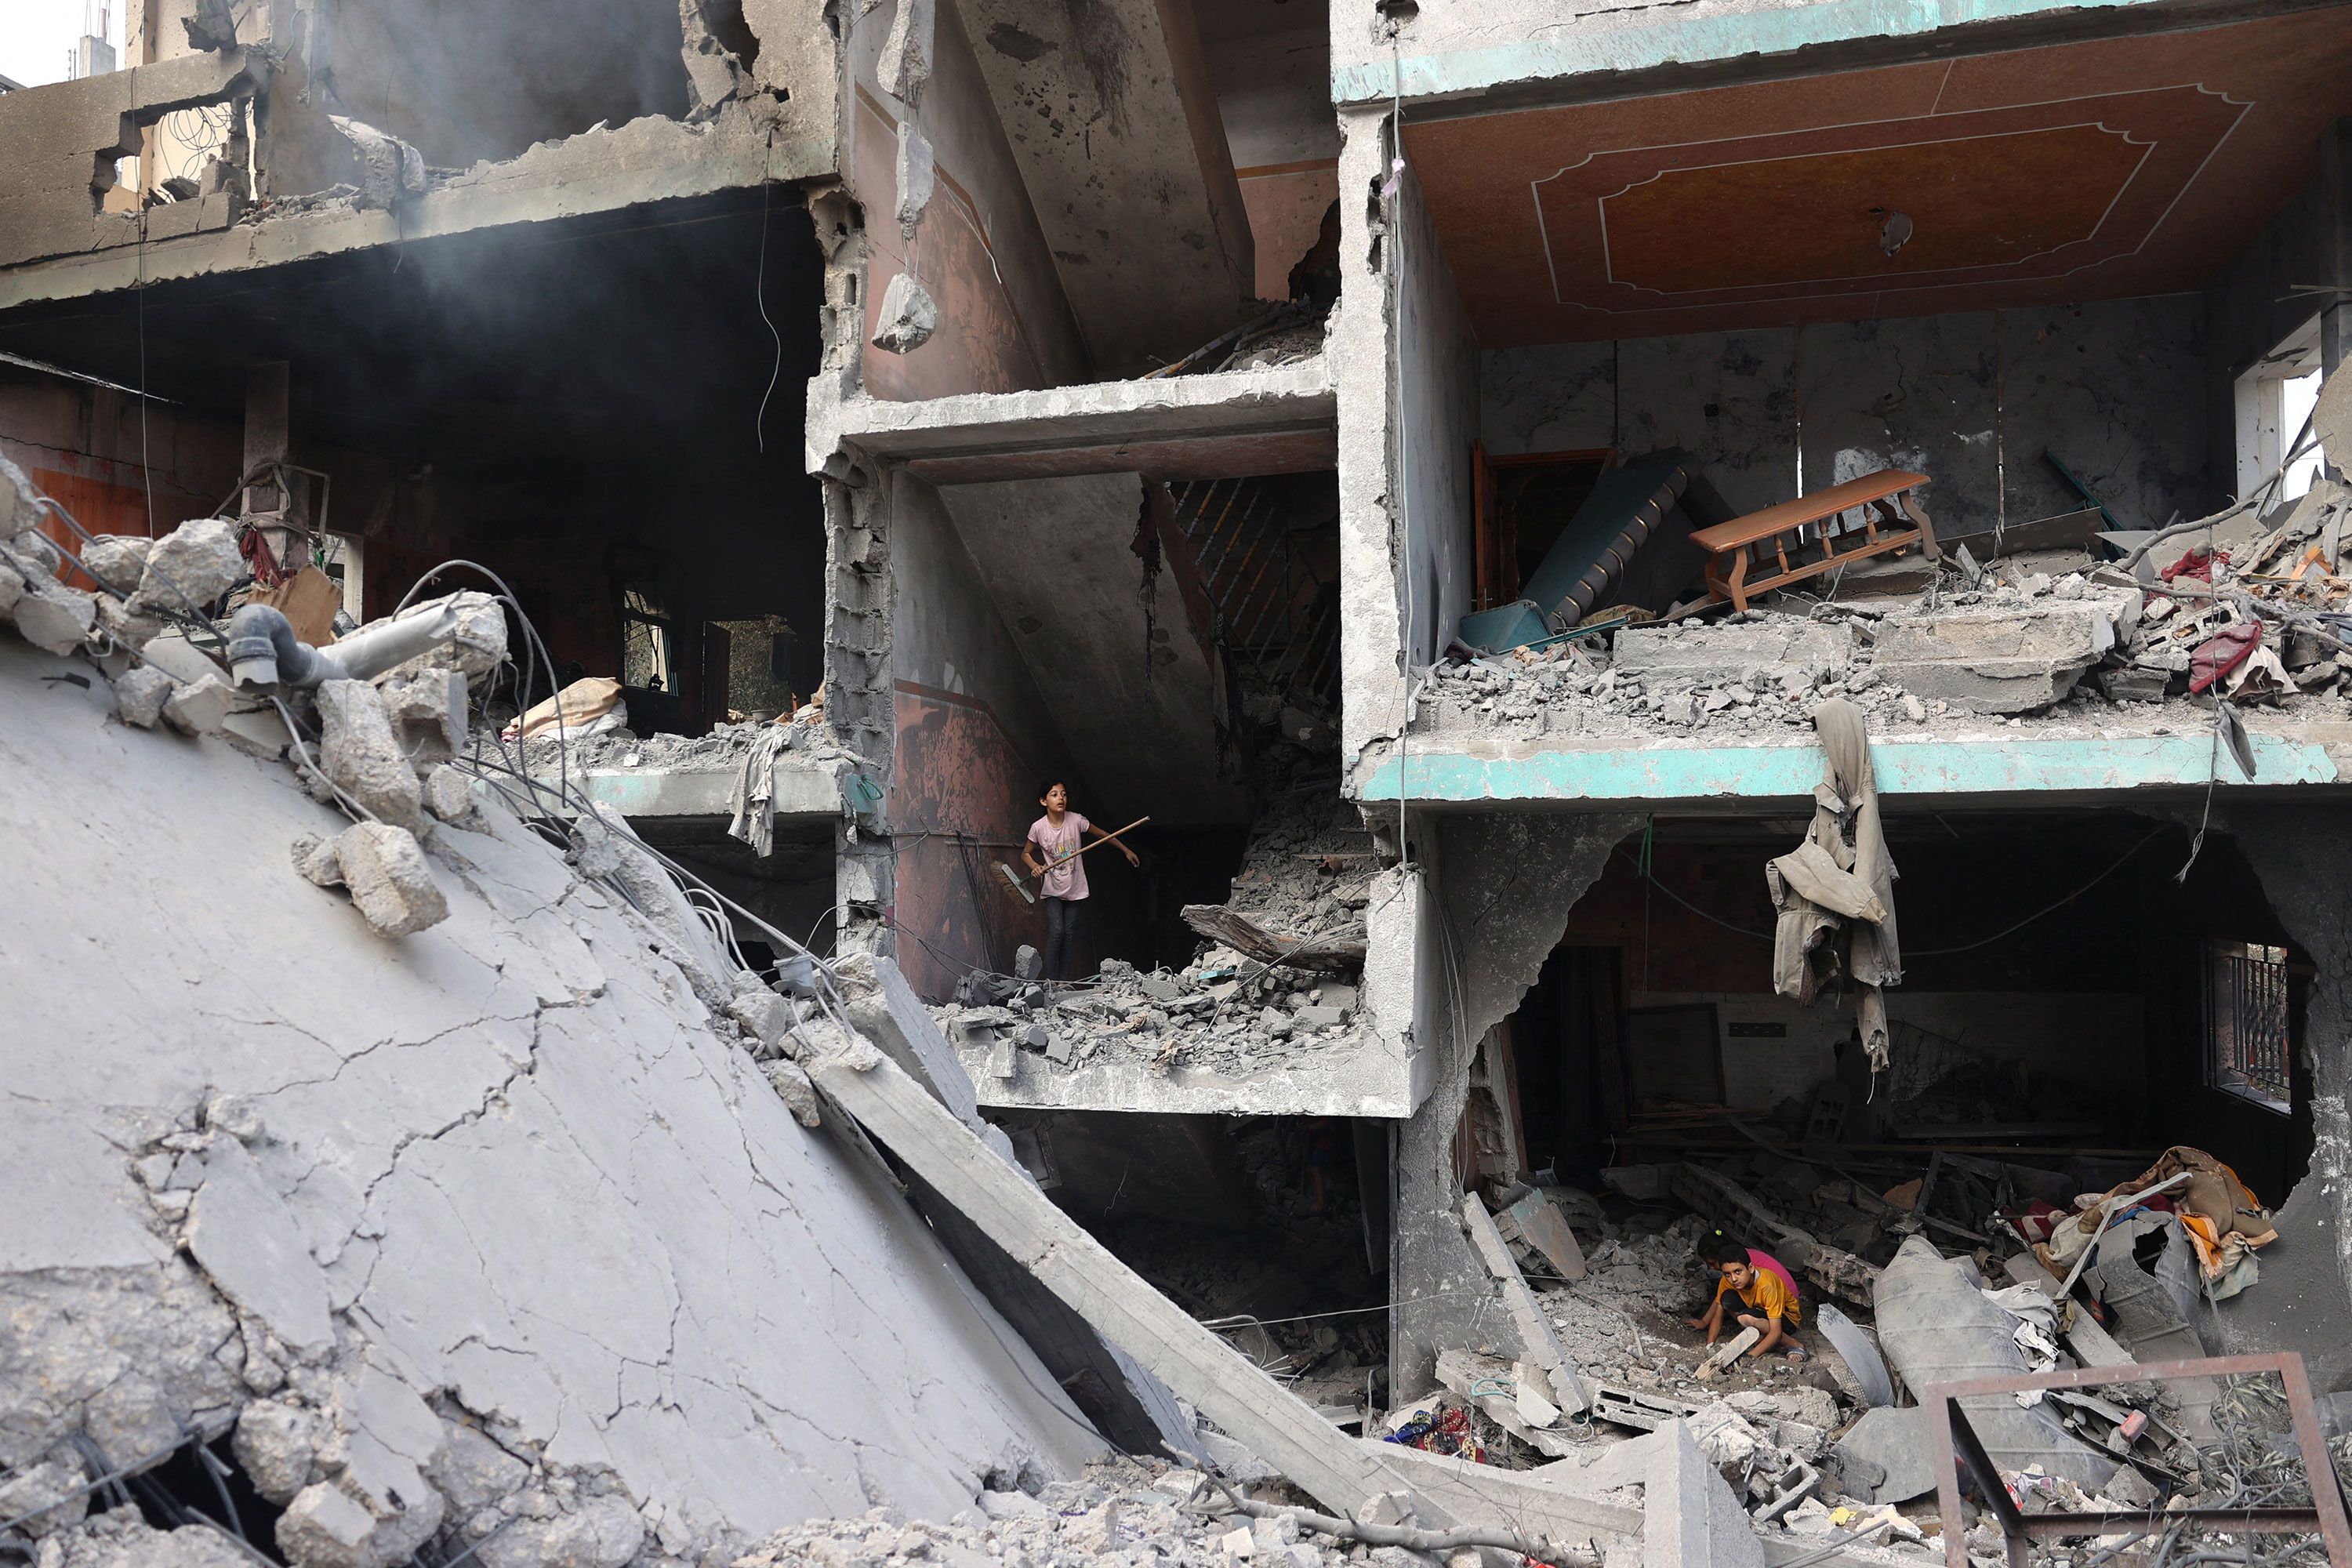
1714 1265 1800 1327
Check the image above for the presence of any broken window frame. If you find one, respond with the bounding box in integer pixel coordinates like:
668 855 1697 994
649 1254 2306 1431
2233 314 2327 508
2203 938 2292 1114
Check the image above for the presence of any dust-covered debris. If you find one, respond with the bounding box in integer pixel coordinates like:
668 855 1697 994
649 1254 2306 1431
1417 506 2352 746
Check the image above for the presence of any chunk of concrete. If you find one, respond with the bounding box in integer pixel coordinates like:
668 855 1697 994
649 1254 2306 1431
96 592 166 648
113 663 176 728
729 985 793 1053
1830 1406 1937 1505
1645 1419 1766 1568
290 831 345 887
1872 600 2125 713
12 583 98 654
0 1452 89 1537
0 551 24 617
425 1423 528 1515
314 679 427 833
376 667 467 766
419 763 480 828
0 454 39 537
328 821 450 938
767 1059 822 1127
234 1399 326 1504
81 534 151 593
132 516 244 613
185 1138 337 1354
1873 1236 2114 1489
1613 620 1852 688
164 673 238 735
476 1497 645 1568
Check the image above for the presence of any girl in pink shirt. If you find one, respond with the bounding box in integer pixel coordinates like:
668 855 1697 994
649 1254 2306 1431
1022 781 1138 980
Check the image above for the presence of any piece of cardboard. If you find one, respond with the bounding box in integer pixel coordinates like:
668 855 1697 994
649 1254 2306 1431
248 565 342 646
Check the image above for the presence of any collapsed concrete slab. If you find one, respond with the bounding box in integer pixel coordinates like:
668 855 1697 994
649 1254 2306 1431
0 634 1104 1568
1872 597 2130 714
1613 619 1853 688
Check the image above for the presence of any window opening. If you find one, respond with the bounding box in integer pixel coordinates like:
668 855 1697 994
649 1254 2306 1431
622 586 676 693
2233 315 2326 510
2205 938 2291 1113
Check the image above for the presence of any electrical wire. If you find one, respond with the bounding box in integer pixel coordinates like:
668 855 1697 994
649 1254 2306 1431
753 129 782 454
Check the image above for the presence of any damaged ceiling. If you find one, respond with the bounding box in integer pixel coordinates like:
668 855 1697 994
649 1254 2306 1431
0 191 822 470
1404 7 2352 342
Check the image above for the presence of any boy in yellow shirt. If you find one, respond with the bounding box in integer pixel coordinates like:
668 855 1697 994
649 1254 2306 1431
1688 1231 1803 1359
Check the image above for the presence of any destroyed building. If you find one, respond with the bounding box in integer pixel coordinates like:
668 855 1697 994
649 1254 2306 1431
9 0 2352 1564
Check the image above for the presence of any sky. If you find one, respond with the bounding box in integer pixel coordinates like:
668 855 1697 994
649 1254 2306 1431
0 0 106 90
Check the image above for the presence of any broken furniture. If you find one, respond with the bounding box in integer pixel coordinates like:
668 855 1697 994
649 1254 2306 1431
1457 451 1706 652
1928 1353 2352 1567
1695 469 1940 611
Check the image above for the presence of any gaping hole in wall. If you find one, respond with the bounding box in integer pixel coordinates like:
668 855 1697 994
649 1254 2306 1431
891 465 1342 1003
1441 809 2314 1441
692 0 764 74
1000 1109 1394 1416
282 0 694 172
0 183 830 867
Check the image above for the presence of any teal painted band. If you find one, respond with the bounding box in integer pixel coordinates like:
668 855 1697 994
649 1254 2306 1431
1359 735 2340 802
1331 0 2159 103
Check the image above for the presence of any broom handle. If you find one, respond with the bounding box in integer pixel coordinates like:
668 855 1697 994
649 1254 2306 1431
1033 815 1150 877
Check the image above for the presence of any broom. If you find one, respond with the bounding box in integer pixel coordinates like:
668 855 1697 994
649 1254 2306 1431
996 816 1150 905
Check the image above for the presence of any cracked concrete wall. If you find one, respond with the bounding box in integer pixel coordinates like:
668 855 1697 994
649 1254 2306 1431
0 634 1102 1567
1478 297 2216 540
1388 810 1638 1396
885 468 1087 996
847 0 1092 398
1337 106 1479 762
2206 806 2352 1391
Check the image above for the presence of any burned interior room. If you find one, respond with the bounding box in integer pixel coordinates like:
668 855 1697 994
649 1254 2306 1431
10 0 2352 1563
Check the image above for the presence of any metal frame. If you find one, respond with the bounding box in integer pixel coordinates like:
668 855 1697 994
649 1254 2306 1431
1928 1352 2352 1567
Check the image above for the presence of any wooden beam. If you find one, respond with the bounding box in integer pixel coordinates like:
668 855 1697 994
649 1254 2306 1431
804 1033 1446 1520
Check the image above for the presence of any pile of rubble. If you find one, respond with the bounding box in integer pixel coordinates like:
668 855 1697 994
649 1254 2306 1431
740 1456 1434 1568
938 764 1385 1076
939 953 1362 1076
1421 478 2352 743
517 706 854 773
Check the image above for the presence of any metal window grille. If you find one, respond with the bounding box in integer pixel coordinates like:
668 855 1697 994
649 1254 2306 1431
2206 940 2291 1113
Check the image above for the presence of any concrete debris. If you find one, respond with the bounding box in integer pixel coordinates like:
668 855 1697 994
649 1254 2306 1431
23 1507 254 1568
740 1458 1362 1568
519 705 852 772
895 120 935 234
1415 544 2342 745
1646 1418 1768 1568
314 679 428 833
129 518 243 615
78 534 150 593
419 763 481 827
877 0 935 103
1830 1406 1937 1504
110 662 176 728
872 270 939 355
764 1059 823 1126
376 667 468 766
938 956 1362 1077
11 583 97 654
1873 593 2131 713
162 673 238 735
0 623 1116 1568
1872 1236 2116 1490
328 116 428 209
310 820 451 937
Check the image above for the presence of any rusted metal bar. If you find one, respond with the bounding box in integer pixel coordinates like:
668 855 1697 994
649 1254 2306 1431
1929 1353 2352 1568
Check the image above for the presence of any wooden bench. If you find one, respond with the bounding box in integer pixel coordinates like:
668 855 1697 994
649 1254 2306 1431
1693 470 1940 610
